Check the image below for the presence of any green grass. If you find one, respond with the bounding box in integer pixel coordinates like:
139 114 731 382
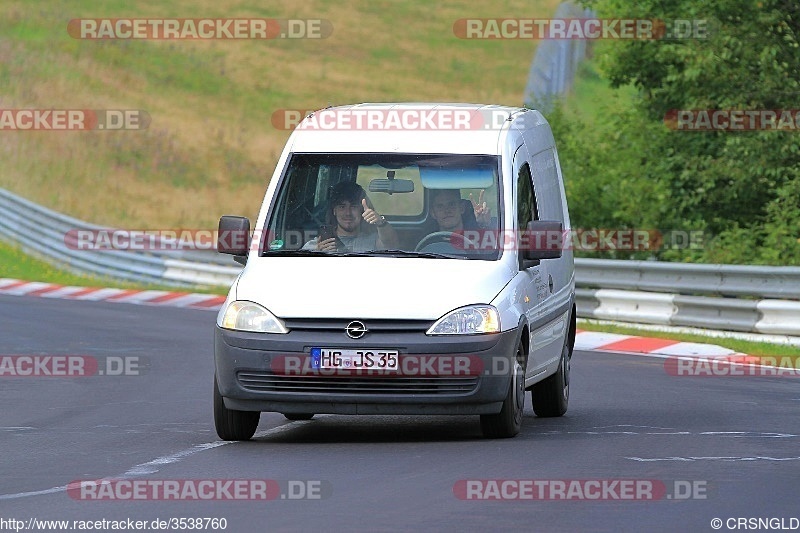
559 53 638 126
0 239 226 295
0 0 561 229
579 320 800 358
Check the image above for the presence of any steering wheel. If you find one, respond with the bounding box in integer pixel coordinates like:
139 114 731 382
414 231 480 253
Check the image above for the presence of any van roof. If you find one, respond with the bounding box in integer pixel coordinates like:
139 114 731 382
288 103 539 156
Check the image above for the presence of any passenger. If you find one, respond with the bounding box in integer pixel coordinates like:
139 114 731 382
415 188 493 252
304 182 399 252
429 189 491 232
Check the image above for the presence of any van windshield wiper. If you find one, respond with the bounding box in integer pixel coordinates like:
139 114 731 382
357 249 466 259
261 249 337 256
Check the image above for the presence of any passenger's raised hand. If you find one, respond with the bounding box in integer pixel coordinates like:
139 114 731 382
470 190 490 225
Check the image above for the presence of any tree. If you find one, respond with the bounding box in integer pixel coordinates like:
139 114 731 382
569 0 800 264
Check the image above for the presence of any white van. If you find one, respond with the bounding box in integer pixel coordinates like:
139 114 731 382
214 103 575 439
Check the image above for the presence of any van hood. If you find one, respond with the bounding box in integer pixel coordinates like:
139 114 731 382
235 256 515 321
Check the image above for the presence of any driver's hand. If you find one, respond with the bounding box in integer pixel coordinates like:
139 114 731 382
316 237 338 252
361 198 382 225
469 190 491 226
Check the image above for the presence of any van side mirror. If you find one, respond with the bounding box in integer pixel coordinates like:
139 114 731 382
521 219 563 268
218 216 251 265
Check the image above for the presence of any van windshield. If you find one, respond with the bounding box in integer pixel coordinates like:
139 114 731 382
262 153 502 260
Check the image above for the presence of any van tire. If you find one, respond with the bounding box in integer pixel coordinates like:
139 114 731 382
532 343 570 417
480 340 525 438
214 375 260 441
283 413 315 421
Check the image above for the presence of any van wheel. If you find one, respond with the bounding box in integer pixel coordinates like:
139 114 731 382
480 340 525 438
532 343 570 417
214 375 260 441
283 413 315 421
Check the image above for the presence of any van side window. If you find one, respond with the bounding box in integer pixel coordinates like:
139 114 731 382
530 149 563 224
517 162 539 235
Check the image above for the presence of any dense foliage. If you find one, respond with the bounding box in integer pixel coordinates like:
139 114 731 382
553 0 800 264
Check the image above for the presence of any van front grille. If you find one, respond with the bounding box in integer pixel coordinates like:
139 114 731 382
237 371 478 395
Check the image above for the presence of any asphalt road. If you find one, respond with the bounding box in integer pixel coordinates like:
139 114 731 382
1 294 798 532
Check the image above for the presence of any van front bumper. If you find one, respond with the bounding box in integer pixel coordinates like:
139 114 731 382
214 324 520 415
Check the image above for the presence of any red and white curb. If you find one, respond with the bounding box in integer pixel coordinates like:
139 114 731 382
0 278 225 310
575 329 744 357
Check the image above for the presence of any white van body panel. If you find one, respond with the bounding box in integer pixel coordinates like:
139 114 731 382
235 256 516 322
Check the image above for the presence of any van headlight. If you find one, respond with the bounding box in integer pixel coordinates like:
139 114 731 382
427 305 500 335
220 301 288 333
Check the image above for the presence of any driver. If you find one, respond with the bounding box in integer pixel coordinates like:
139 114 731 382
303 181 399 252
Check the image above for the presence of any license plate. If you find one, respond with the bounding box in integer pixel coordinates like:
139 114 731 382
310 348 399 370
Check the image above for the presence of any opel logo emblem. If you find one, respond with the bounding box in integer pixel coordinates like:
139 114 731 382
345 320 367 339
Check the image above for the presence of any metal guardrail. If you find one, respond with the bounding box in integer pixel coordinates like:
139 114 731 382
576 258 800 299
0 188 239 288
574 259 800 336
576 289 800 337
2 187 799 335
523 2 593 110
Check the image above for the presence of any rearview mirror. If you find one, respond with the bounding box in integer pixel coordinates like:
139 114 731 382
369 171 415 195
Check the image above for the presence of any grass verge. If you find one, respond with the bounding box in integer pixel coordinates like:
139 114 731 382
1 0 559 229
